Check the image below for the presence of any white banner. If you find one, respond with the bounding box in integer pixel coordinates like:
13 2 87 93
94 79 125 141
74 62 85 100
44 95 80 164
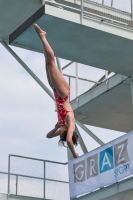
68 131 133 198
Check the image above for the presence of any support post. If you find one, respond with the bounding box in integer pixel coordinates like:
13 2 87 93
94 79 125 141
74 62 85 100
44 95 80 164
105 71 108 80
16 175 18 195
131 0 133 21
111 0 113 7
102 0 104 5
56 57 63 74
7 155 10 200
75 63 78 98
76 119 104 145
44 161 45 200
80 0 83 24
75 125 88 153
1 41 54 100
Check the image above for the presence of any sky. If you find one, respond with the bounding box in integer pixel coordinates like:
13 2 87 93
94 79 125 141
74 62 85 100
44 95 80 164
93 0 131 12
0 43 126 174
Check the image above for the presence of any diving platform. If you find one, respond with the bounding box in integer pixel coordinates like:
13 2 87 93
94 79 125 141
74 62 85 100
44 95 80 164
76 176 133 200
72 74 133 133
1 0 133 76
0 194 46 200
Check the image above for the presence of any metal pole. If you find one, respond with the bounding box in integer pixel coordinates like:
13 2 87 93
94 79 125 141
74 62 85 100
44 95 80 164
63 74 100 84
16 175 18 195
102 0 104 5
111 0 113 7
105 71 108 79
75 125 88 153
76 119 104 145
75 63 78 98
62 61 73 70
1 41 54 101
9 154 66 164
80 0 83 24
131 0 133 21
7 155 10 200
44 161 45 200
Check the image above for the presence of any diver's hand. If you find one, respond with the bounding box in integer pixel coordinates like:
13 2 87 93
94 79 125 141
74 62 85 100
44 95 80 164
55 121 63 129
73 152 79 158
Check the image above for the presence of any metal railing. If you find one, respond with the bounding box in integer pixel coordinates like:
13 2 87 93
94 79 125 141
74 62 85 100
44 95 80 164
62 61 110 100
0 172 8 194
45 0 133 28
7 155 69 200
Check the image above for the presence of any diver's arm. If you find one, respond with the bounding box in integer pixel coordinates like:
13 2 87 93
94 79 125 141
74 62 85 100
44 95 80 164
46 122 62 138
66 115 79 158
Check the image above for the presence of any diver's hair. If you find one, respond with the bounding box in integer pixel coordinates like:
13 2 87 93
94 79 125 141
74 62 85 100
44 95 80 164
58 131 79 147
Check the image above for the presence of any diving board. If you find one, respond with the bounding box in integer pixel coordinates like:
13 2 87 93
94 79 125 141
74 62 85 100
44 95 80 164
75 176 133 200
0 0 43 42
71 74 133 133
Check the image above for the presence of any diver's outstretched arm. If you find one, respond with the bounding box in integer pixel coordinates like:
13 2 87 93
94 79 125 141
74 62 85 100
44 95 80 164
46 122 62 138
66 115 79 158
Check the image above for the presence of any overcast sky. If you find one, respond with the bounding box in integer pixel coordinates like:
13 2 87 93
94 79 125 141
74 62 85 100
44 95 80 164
0 43 125 173
93 0 131 12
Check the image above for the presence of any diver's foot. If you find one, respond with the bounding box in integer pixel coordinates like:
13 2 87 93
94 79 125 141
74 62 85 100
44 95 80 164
34 24 46 39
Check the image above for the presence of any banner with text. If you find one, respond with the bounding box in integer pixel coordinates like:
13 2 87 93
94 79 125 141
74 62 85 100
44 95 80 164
68 131 133 198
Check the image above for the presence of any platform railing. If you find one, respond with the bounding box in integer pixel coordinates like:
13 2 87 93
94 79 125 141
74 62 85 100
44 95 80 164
0 172 8 194
45 0 133 27
7 155 69 200
62 61 111 100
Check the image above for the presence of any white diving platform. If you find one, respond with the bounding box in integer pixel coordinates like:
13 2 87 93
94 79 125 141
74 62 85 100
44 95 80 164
72 74 133 133
75 176 133 200
0 194 47 200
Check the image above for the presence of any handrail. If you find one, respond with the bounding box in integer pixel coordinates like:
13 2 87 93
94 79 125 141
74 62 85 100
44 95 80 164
9 154 67 165
0 171 68 183
63 74 100 84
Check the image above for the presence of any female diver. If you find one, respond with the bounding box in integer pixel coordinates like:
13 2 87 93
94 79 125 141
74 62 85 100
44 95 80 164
34 24 79 158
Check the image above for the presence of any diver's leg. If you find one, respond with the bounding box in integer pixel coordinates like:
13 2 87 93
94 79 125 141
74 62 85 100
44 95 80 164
46 66 53 89
34 24 69 97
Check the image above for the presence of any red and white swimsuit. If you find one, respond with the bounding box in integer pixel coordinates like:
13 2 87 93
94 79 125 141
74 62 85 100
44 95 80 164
53 88 72 126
